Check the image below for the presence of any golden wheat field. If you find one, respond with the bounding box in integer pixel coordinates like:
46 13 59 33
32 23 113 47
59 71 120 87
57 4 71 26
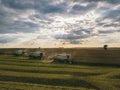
0 48 120 90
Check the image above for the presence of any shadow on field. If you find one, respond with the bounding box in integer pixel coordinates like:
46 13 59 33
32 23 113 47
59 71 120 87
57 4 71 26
0 67 102 77
0 86 20 90
109 74 120 79
72 62 120 68
115 85 120 89
0 59 120 69
0 75 99 89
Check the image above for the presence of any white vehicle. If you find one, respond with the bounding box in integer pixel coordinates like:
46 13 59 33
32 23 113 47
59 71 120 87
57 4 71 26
17 50 24 55
56 53 70 60
53 53 72 63
33 51 42 57
29 51 44 60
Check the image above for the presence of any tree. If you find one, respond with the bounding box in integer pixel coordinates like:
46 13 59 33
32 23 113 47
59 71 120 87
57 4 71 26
38 47 42 51
104 45 108 50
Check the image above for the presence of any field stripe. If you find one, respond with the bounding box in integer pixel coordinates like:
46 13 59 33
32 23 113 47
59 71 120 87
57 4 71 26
0 81 86 90
0 64 108 74
0 75 98 89
0 67 102 77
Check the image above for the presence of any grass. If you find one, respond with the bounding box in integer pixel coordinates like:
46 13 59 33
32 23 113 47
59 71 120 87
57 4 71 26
0 48 120 90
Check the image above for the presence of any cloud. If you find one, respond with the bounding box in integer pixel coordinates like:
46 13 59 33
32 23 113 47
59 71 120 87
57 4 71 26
1 0 34 10
0 0 120 47
0 20 39 34
70 40 82 44
54 30 91 40
72 29 91 35
73 0 120 4
0 36 17 43
88 32 120 44
54 34 81 40
37 2 67 14
70 2 97 14
1 0 67 14
0 4 40 34
98 30 120 34
103 9 120 20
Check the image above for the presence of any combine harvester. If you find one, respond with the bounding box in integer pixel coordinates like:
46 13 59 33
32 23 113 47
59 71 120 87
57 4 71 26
29 51 44 60
53 53 72 64
13 49 29 57
13 49 25 56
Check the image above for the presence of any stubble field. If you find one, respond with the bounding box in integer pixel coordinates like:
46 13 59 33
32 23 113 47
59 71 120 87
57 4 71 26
0 48 120 90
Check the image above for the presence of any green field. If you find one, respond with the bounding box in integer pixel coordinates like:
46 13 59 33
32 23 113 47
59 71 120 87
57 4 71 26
0 54 120 90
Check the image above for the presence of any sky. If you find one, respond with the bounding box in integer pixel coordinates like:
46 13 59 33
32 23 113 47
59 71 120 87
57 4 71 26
0 0 120 48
